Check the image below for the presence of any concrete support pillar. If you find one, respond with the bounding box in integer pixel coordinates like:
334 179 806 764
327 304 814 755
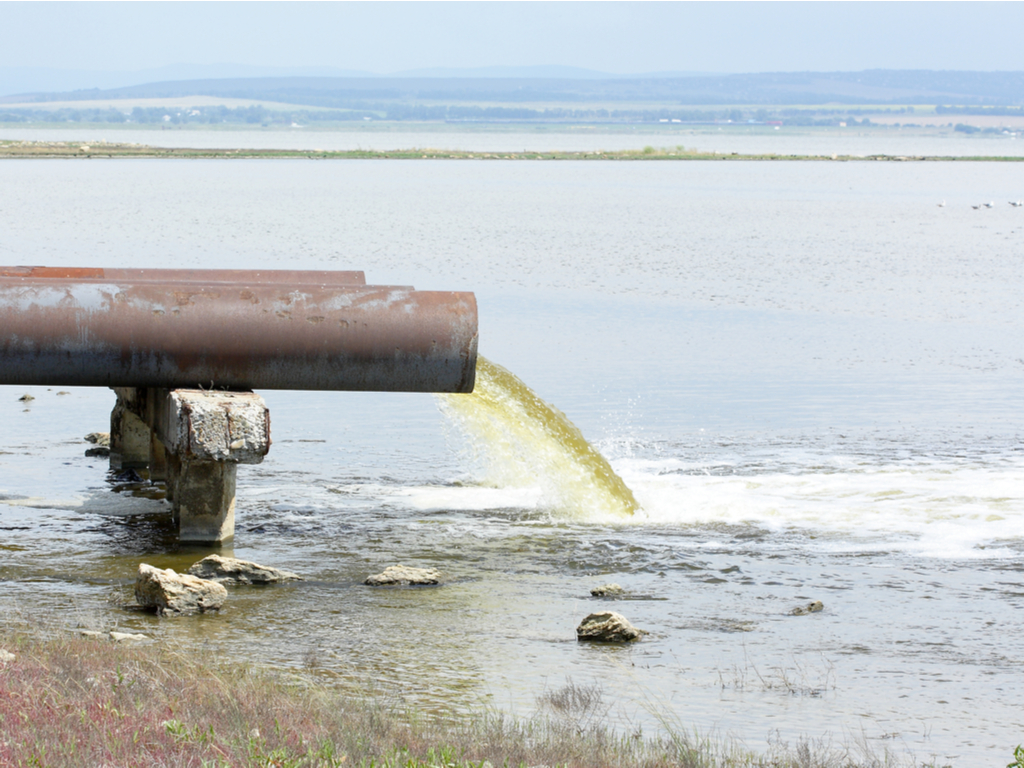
149 433 168 482
110 387 269 545
110 400 151 470
166 452 180 507
176 461 237 543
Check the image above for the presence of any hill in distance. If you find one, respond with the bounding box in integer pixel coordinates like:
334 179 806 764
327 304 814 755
3 69 1023 108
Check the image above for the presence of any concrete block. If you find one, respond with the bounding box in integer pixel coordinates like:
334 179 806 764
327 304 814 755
161 389 269 464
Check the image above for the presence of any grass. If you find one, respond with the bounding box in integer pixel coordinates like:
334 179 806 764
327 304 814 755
1 139 1022 162
0 628 933 768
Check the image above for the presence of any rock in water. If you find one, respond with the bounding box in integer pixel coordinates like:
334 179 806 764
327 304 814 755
84 432 110 446
364 564 441 586
590 583 626 597
187 554 303 584
109 631 149 642
135 563 227 615
790 600 824 616
576 611 645 642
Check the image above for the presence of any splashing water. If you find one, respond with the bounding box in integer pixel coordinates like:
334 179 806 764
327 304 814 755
435 356 639 518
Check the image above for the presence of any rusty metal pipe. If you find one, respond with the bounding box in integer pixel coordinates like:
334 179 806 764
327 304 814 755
0 280 477 393
0 266 366 285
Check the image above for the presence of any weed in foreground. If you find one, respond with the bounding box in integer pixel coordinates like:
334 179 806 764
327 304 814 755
716 653 837 698
0 630 940 767
538 679 611 735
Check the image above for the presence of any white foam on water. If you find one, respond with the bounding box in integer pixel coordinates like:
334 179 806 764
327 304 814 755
363 447 1023 561
379 484 544 512
615 455 1024 559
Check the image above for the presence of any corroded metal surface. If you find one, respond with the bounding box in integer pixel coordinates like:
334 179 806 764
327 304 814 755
0 266 366 285
0 278 477 392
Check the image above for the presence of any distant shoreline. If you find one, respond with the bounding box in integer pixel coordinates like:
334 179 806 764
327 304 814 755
2 141 1022 161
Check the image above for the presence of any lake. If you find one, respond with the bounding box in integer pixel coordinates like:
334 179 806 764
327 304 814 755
0 134 1022 765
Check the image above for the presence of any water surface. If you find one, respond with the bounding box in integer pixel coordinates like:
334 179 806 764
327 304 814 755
0 157 1022 765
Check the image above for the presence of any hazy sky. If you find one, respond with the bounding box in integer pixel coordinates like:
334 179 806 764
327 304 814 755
2 1 1022 76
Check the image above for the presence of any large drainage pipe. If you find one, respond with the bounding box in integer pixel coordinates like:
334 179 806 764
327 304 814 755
0 278 477 393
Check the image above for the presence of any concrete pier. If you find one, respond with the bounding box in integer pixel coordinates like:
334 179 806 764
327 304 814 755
0 267 478 545
111 387 270 543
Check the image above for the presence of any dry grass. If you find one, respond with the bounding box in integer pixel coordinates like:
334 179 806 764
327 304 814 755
0 630 925 767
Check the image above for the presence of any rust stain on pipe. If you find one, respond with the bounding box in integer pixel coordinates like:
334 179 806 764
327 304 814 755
0 266 366 285
0 276 477 393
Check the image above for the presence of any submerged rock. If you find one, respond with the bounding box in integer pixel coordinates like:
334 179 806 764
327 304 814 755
576 611 645 642
85 446 111 457
590 583 626 597
134 563 227 615
365 564 441 586
790 600 824 616
187 554 303 585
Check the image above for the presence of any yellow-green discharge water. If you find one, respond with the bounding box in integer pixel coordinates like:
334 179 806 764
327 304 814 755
436 357 639 517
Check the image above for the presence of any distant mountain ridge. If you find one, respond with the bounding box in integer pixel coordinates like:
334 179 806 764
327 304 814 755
0 64 698 99
3 69 1023 107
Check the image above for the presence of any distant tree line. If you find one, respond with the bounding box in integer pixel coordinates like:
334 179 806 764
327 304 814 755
0 105 368 125
951 123 1012 134
8 101 1015 128
0 103 886 127
936 105 1023 116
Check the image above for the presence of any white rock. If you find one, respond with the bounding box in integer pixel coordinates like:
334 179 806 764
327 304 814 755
576 611 644 642
109 631 149 642
790 600 824 616
135 563 227 615
187 554 302 584
84 432 110 446
590 583 626 597
0 649 14 663
365 564 440 586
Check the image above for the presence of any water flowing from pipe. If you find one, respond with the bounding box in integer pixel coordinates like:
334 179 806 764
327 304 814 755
435 356 639 518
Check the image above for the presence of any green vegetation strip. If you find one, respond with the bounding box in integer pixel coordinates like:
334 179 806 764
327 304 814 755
0 629 927 768
1 140 1021 162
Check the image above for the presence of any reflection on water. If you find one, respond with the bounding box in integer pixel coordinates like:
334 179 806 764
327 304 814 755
1 156 1022 765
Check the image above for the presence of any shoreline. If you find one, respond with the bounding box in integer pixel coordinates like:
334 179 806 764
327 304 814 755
1 140 1022 161
0 625 920 768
